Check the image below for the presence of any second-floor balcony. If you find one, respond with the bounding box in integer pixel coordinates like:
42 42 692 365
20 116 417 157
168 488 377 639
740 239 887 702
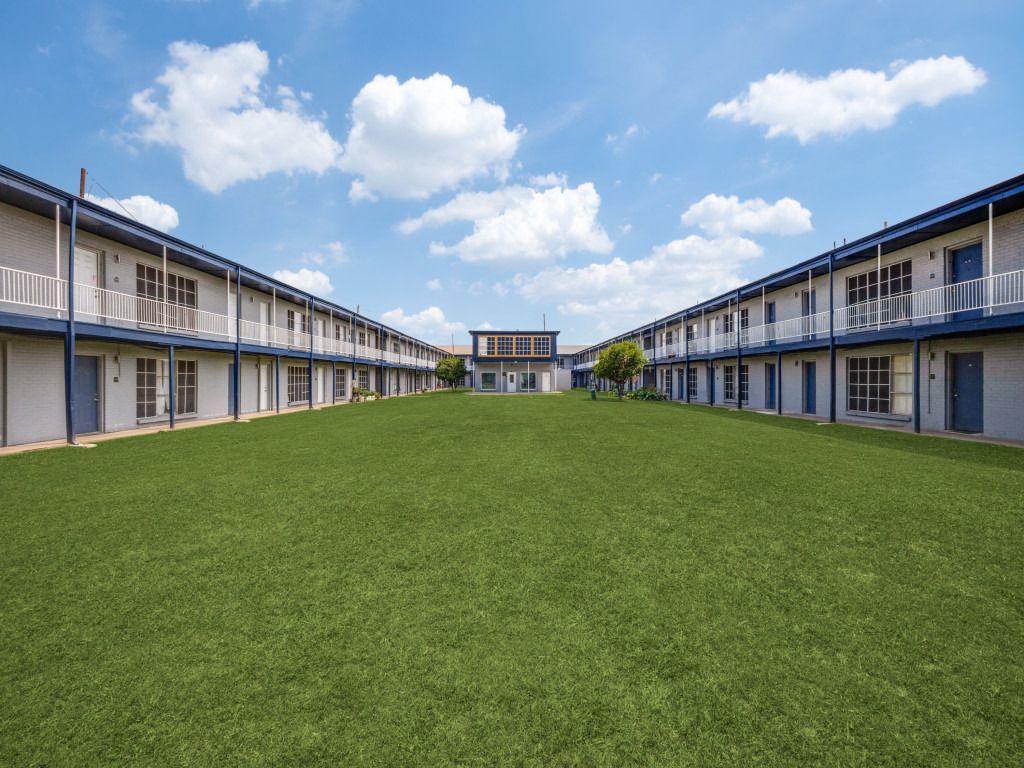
575 269 1024 368
0 265 437 369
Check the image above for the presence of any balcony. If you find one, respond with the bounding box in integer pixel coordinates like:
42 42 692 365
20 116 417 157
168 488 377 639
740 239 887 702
1 265 437 368
575 269 1024 368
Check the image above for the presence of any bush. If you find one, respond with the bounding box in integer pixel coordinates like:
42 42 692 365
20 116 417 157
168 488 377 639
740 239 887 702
626 386 665 401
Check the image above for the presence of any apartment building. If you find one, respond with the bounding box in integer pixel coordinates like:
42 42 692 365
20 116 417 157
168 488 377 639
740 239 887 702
449 340 583 390
0 165 446 448
573 173 1024 443
470 330 574 392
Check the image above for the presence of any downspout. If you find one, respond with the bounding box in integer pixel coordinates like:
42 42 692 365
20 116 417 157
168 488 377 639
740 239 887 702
912 338 921 433
275 355 281 413
168 345 176 429
64 198 78 445
776 349 782 415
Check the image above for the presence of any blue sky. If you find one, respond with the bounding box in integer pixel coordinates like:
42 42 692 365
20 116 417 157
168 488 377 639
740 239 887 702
3 1 1022 344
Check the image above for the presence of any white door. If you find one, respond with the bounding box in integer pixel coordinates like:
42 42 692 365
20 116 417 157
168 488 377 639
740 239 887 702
74 247 99 316
507 372 516 393
258 362 269 410
542 371 551 392
316 367 326 403
258 302 270 344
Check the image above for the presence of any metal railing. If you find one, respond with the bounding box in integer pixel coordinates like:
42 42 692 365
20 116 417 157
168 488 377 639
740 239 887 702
0 266 66 312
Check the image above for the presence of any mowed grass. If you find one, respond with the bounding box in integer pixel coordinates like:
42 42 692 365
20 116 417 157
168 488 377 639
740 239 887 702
1 392 1022 767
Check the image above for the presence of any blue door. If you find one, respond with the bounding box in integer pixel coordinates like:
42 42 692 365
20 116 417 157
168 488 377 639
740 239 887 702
766 302 776 344
765 363 776 409
803 361 816 414
74 355 99 433
706 367 715 404
951 242 983 321
950 352 983 432
227 363 236 415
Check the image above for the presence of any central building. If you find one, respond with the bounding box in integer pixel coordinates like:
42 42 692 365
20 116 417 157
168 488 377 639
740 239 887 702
470 330 565 393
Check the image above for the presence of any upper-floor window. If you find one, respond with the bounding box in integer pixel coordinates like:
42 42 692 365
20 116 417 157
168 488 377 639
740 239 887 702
533 336 551 356
686 324 696 341
664 331 674 346
847 260 913 306
287 310 308 333
497 336 514 355
358 330 366 346
723 312 734 334
516 336 531 355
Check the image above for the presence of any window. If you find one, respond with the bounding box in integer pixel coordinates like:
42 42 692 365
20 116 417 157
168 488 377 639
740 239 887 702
847 355 911 415
533 336 551 356
846 260 913 327
136 358 195 418
661 368 672 396
687 366 698 399
556 357 565 369
516 336 531 355
357 368 369 391
485 336 496 355
335 366 347 398
175 359 197 415
724 365 735 401
497 336 514 355
723 312 734 335
481 372 497 390
136 358 166 418
739 364 748 402
393 342 400 353
358 330 366 346
739 308 749 330
665 330 674 346
686 324 696 342
520 371 536 390
287 365 309 404
136 265 197 328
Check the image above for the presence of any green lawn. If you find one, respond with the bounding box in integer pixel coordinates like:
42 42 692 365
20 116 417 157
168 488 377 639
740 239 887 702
1 392 1022 766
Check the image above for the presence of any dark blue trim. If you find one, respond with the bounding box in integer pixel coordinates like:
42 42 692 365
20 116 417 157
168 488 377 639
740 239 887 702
168 345 176 429
308 298 315 410
64 198 77 444
912 338 921 433
735 290 742 411
776 350 782 415
234 266 241 420
275 355 281 413
828 254 836 423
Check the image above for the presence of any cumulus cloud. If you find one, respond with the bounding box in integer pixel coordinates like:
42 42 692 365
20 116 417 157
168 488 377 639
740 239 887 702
400 182 613 263
528 172 568 188
709 55 986 143
301 240 348 266
426 278 442 290
514 235 762 332
130 41 342 193
85 192 180 232
271 268 333 296
380 306 465 342
339 73 524 200
681 194 812 237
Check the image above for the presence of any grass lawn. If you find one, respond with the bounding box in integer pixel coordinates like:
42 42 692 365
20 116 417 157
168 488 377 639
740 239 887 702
1 391 1022 766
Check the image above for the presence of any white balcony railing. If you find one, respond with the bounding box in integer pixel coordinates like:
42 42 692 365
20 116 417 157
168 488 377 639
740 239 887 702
0 265 441 365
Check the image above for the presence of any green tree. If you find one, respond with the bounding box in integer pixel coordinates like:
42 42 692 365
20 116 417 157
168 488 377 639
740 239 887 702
435 356 468 389
593 341 646 399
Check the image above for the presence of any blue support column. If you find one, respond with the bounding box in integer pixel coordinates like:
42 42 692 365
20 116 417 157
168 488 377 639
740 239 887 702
735 289 742 411
828 254 836 423
912 338 921 433
683 311 690 403
168 345 176 429
308 297 315 409
331 360 337 404
63 198 78 444
776 349 783 415
275 354 281 413
234 266 241 420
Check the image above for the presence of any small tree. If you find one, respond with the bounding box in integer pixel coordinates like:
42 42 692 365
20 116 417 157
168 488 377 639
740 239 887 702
593 341 646 399
435 356 468 389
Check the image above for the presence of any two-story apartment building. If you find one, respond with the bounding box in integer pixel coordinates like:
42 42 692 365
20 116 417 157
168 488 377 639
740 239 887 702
0 165 446 448
470 330 570 392
574 173 1024 443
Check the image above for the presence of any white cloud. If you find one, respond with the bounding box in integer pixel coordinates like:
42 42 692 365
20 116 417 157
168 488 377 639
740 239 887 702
271 268 333 296
401 183 613 263
619 223 633 234
426 278 442 290
301 240 348 266
339 73 524 200
709 55 986 143
380 306 465 342
681 194 812 237
492 282 509 297
514 235 763 333
648 172 663 185
476 321 495 331
606 123 642 147
528 172 568 188
131 41 342 193
85 192 180 232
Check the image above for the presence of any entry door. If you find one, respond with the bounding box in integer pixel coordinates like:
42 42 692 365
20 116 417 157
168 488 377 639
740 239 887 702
950 242 984 321
74 247 100 317
258 362 269 410
74 355 100 433
949 352 983 432
706 367 715 404
803 361 816 414
258 302 270 344
316 368 326 403
765 363 776 409
507 372 516 393
542 371 551 392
